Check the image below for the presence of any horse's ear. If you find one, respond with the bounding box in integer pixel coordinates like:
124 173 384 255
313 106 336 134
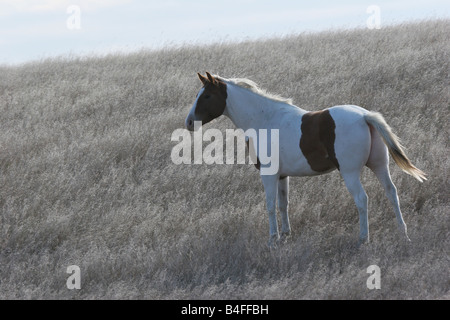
206 72 216 85
198 73 208 85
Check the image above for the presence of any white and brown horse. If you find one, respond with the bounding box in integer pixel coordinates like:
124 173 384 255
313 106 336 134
186 72 426 247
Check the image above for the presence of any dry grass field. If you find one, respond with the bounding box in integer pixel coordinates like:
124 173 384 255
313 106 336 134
0 20 448 300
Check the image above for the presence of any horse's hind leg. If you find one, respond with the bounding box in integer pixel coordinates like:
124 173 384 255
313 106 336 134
333 111 371 243
341 172 369 243
372 166 410 241
366 129 410 241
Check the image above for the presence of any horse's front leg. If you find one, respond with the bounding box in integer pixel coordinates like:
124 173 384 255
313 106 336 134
261 174 279 248
278 176 290 244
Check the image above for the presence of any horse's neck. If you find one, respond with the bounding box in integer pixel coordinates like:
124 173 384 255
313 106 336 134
223 84 299 130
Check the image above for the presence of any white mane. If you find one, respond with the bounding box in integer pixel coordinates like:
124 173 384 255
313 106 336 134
216 75 294 105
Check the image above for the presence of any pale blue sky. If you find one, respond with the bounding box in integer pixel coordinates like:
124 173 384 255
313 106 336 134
0 0 449 64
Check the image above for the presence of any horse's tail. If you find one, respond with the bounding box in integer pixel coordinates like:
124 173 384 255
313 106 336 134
364 112 427 182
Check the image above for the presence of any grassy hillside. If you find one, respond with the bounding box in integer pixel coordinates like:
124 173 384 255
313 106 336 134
0 20 448 299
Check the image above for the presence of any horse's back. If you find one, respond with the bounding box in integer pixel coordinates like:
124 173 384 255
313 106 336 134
328 105 369 123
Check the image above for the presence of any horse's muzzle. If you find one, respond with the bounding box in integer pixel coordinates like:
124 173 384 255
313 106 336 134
185 116 195 131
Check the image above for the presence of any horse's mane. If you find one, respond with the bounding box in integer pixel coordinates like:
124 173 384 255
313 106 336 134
215 75 294 105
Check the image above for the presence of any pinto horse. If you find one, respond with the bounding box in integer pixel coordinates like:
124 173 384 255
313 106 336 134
185 72 426 247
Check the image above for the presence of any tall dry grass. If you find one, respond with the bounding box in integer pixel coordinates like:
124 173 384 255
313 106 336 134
0 20 448 299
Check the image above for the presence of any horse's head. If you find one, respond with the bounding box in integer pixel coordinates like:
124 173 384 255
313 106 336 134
185 72 227 131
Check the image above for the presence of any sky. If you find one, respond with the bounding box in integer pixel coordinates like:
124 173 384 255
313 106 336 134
0 0 449 65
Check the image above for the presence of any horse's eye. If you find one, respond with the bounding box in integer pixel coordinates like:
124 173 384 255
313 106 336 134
204 94 211 99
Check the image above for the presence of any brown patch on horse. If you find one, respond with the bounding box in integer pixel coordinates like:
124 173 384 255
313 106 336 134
300 109 340 172
195 72 228 125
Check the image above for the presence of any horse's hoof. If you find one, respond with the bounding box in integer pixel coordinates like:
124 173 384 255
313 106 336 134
267 234 279 249
357 236 369 247
404 233 411 242
279 231 291 245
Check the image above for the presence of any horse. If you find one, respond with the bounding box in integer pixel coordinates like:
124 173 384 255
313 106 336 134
185 72 426 247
